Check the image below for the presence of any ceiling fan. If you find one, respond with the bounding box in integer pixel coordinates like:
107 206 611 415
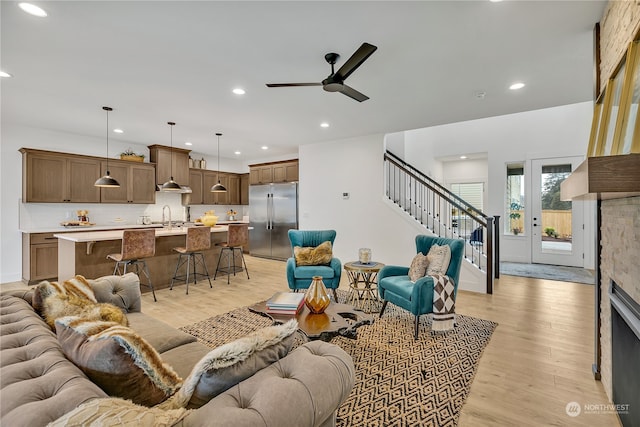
266 42 378 102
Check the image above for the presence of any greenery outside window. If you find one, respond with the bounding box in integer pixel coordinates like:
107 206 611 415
506 164 524 235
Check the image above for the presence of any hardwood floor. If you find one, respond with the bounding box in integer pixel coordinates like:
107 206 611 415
1 256 620 426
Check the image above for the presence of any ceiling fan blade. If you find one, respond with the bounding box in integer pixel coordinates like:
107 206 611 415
335 42 378 81
266 83 322 87
339 84 369 102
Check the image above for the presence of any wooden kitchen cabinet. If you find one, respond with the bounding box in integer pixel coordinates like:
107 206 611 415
227 173 241 205
22 232 60 284
203 171 230 205
100 161 156 204
240 174 249 205
249 160 298 185
188 169 204 205
148 144 190 187
21 149 101 203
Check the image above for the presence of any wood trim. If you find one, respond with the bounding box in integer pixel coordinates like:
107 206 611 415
146 144 192 156
248 159 298 167
594 22 601 100
611 41 638 155
587 102 603 157
595 85 614 157
19 147 157 166
560 153 640 200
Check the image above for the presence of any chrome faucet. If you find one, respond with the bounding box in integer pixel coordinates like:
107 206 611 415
162 205 172 230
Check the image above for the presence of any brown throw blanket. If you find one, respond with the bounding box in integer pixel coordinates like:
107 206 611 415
431 274 456 331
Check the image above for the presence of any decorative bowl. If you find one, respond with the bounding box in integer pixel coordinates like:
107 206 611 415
200 214 218 227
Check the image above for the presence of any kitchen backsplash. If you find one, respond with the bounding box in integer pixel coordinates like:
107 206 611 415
19 191 248 230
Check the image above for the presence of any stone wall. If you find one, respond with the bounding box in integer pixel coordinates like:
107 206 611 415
599 196 640 399
599 0 640 93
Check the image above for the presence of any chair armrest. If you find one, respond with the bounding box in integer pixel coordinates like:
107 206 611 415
286 257 297 288
410 275 435 314
378 265 409 281
89 273 142 313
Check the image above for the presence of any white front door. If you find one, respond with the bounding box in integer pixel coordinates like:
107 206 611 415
531 157 584 267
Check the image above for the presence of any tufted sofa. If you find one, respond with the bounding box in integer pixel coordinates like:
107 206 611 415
0 273 355 426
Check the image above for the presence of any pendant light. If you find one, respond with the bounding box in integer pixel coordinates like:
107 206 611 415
211 132 227 192
94 106 121 188
161 121 182 191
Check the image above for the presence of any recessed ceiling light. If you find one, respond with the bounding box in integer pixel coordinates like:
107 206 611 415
261 146 268 150
234 151 241 155
113 128 124 134
489 0 503 3
320 122 330 128
18 2 47 17
233 88 246 95
460 155 468 160
509 82 525 90
0 71 13 78
185 141 192 146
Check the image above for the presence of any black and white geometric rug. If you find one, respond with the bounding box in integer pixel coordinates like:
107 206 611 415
181 292 497 427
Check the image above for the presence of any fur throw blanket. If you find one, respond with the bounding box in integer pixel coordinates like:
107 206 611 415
35 275 128 329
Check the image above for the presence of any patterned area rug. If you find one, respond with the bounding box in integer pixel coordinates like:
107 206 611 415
180 292 497 427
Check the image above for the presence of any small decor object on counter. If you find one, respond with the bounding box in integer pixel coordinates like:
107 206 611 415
119 148 145 162
358 248 372 264
227 209 237 221
60 220 95 228
200 157 206 169
77 210 89 222
304 276 331 314
200 210 218 227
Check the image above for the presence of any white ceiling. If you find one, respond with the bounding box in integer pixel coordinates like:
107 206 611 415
1 1 605 161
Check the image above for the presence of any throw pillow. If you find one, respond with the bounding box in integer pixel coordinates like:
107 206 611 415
55 316 182 407
408 253 429 282
294 241 333 266
48 397 191 427
164 319 298 409
426 244 452 276
37 276 128 329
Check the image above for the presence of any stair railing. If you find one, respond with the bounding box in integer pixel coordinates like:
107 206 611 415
384 150 499 294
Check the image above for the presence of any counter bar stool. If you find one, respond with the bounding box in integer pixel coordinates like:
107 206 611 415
214 223 250 284
170 226 213 294
107 228 157 302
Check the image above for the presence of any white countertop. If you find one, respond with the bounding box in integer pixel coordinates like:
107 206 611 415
54 225 231 243
20 223 163 234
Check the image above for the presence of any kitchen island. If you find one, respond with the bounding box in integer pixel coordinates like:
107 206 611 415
55 225 242 291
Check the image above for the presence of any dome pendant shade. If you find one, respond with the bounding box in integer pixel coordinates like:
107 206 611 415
95 106 120 188
211 181 227 192
162 177 182 191
210 132 227 193
95 171 120 187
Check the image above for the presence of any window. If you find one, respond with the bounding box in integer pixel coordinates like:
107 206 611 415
506 164 525 235
450 182 483 211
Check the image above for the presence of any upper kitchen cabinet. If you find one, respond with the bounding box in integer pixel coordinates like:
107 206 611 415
148 144 190 187
188 169 204 205
227 173 241 205
249 160 298 185
100 161 156 204
21 148 101 203
240 174 249 205
203 171 230 205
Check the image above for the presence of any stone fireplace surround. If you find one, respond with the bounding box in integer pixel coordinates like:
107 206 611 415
599 197 640 416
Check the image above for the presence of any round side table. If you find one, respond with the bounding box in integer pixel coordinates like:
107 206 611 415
344 261 384 313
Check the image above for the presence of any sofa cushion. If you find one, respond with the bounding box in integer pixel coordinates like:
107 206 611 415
127 312 197 353
55 316 182 407
293 265 336 279
426 244 451 276
408 253 429 282
294 241 333 266
166 319 298 409
159 341 213 379
1 295 108 427
37 276 128 329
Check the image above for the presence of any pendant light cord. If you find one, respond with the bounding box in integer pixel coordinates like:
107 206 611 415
103 106 113 175
216 132 222 183
168 121 176 181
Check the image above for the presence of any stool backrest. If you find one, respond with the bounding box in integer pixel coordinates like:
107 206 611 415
227 224 249 248
185 226 211 252
121 229 156 261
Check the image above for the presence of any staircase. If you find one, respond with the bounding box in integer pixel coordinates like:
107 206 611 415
384 151 499 293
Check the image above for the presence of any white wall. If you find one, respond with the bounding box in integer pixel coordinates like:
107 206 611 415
0 123 248 283
402 101 595 265
299 134 419 267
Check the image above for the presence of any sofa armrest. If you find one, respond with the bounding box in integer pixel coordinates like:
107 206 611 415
0 289 35 305
378 265 409 281
88 273 142 313
179 341 355 427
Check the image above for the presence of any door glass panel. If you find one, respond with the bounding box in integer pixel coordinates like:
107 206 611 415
603 61 626 155
540 164 572 254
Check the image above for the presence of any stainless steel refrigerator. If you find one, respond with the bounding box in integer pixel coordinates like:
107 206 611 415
249 183 298 260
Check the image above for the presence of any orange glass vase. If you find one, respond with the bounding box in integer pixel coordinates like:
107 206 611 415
304 276 331 314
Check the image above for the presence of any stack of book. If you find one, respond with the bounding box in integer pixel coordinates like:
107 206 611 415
266 292 305 315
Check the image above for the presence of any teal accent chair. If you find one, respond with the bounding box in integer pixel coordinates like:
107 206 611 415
286 230 341 299
378 235 464 339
